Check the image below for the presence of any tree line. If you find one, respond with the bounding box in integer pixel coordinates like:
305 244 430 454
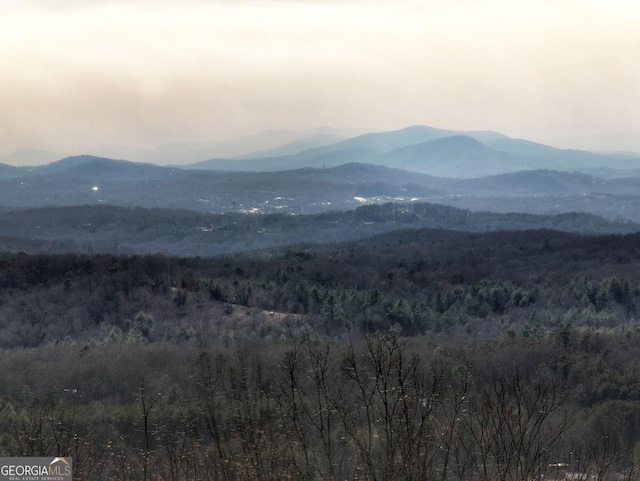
2 330 640 481
2 227 640 479
0 201 635 257
2 228 640 347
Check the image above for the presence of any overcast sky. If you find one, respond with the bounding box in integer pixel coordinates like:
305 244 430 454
1 0 639 157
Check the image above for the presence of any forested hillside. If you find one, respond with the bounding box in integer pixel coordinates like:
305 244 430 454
1 173 640 480
0 202 636 256
2 228 640 347
2 227 640 479
5 330 640 481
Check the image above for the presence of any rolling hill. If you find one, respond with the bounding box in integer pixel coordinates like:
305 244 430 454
0 201 636 256
0 124 639 235
1 156 640 223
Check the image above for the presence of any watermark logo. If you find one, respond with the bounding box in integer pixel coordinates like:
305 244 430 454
0 457 72 481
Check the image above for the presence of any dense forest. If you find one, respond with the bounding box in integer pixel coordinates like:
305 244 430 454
2 227 640 479
2 227 640 346
4 330 640 481
0 202 636 256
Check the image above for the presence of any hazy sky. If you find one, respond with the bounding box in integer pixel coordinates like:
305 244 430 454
1 0 639 157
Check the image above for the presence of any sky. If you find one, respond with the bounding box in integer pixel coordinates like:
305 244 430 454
1 0 639 160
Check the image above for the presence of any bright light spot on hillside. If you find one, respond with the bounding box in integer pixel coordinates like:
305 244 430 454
92 186 99 191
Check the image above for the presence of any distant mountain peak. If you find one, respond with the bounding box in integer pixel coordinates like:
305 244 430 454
425 134 485 148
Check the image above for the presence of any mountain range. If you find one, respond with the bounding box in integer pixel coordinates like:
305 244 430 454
0 127 371 167
186 125 640 178
3 125 640 177
0 124 639 256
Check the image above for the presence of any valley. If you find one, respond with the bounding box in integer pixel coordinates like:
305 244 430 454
1 125 640 480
